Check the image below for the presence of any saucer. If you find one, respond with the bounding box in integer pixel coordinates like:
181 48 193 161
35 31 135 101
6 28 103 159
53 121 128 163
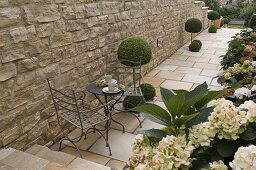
102 87 121 94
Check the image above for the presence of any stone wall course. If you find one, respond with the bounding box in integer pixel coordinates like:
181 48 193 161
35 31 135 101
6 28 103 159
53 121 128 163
0 0 209 149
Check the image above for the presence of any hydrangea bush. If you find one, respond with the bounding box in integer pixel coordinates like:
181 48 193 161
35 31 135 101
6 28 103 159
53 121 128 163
129 85 256 169
129 28 256 170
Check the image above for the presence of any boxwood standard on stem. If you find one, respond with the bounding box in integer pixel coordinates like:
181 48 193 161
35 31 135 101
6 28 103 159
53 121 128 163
117 37 152 67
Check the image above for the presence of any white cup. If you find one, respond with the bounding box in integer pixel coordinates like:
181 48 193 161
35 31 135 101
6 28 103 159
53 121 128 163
108 82 117 91
105 75 112 83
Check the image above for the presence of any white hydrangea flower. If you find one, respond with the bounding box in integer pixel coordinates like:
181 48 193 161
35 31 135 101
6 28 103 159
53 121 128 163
251 85 256 92
230 145 256 170
247 28 253 32
151 135 194 170
209 160 228 170
129 135 154 169
208 98 247 140
189 122 217 148
239 100 256 122
234 87 252 99
251 61 256 67
134 163 150 170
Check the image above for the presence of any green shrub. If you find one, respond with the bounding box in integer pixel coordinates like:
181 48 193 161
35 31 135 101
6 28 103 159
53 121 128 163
192 40 202 47
139 83 156 101
223 18 229 24
185 18 202 43
117 37 152 67
123 96 145 110
208 25 217 33
207 11 219 21
202 0 221 11
240 5 254 26
189 41 201 52
185 18 203 33
220 7 240 19
249 14 256 29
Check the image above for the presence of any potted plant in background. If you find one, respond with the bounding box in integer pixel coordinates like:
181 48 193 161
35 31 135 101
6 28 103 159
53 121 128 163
185 18 203 52
117 37 152 67
185 18 203 43
118 37 152 109
208 10 219 33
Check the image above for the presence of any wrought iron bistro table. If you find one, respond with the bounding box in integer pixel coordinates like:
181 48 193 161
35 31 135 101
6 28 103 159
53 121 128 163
86 83 126 131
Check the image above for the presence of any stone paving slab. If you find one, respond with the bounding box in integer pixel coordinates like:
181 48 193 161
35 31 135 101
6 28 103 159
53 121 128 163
36 147 76 166
67 157 111 170
0 150 49 170
89 129 136 162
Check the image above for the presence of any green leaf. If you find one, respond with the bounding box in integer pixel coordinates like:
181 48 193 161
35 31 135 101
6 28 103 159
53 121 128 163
194 90 223 110
173 113 198 128
160 87 175 118
217 140 237 157
173 89 188 95
131 103 172 126
167 94 185 118
240 125 256 141
185 82 208 102
138 129 168 139
186 107 213 128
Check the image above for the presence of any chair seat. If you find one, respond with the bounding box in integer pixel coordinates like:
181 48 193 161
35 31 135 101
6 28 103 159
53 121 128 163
60 110 109 129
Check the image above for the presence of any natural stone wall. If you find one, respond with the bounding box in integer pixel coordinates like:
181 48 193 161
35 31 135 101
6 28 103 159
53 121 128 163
0 0 208 149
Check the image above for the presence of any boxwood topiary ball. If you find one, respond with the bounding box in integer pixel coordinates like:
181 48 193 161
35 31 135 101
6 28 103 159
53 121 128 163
139 83 156 101
192 40 202 48
117 37 152 67
207 11 219 21
208 25 217 33
189 41 201 52
223 18 229 24
185 18 202 33
123 96 145 110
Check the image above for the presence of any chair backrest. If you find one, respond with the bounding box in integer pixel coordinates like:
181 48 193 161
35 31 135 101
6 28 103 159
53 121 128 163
47 79 81 116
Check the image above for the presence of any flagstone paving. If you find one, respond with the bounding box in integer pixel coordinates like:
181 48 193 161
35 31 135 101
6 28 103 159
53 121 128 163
56 28 241 169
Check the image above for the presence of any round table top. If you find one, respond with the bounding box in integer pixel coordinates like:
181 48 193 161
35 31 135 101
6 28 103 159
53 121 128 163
86 83 123 96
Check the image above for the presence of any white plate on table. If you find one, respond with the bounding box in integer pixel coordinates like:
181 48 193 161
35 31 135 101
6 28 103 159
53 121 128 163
102 87 121 94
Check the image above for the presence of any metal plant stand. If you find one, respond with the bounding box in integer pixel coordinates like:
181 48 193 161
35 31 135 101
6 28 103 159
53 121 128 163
105 58 144 133
47 79 112 158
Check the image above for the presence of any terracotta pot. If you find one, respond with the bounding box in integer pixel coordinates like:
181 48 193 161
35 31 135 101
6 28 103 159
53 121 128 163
213 19 221 29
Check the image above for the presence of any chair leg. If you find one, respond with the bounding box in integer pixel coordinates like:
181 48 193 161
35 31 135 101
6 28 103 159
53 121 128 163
111 116 125 133
59 137 83 158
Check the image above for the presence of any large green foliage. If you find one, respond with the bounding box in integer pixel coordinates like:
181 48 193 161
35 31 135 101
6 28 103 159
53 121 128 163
221 7 241 19
131 83 223 138
117 37 152 67
240 5 254 26
202 0 220 11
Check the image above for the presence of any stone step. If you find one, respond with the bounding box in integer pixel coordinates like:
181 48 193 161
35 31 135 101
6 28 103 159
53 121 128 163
0 145 111 170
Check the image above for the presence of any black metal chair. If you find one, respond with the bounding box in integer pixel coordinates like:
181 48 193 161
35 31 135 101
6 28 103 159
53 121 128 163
105 58 144 133
47 79 112 157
